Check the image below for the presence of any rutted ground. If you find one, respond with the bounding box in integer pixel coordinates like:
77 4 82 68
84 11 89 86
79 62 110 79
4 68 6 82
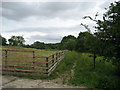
1 75 85 88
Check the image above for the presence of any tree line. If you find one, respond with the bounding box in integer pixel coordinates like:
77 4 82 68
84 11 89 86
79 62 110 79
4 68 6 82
0 1 120 74
0 32 93 51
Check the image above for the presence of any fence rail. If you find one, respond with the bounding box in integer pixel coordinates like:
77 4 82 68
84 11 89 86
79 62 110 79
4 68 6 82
1 49 68 77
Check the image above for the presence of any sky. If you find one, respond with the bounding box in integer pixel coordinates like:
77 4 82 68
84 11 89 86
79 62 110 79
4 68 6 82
0 0 118 44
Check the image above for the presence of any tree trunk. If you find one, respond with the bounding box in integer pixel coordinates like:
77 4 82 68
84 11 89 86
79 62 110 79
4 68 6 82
93 53 96 69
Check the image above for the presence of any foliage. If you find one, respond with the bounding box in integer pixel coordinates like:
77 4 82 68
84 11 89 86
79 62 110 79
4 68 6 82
31 41 45 49
60 35 76 51
45 43 60 49
80 1 120 71
8 36 25 46
94 1 120 71
0 35 7 46
76 32 94 52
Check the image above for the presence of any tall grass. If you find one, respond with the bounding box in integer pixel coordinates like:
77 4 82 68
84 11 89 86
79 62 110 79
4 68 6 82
55 51 78 73
52 51 120 88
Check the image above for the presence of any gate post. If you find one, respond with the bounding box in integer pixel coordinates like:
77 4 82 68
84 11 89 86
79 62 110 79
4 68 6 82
56 53 58 61
52 55 54 64
33 51 35 63
5 50 8 68
32 51 35 70
46 57 49 76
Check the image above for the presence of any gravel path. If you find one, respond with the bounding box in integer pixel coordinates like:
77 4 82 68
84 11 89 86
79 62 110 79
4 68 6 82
1 75 85 88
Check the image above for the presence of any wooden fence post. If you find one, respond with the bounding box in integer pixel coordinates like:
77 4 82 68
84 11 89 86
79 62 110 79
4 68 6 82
5 50 7 68
56 53 58 61
33 51 35 64
61 51 63 59
59 52 60 60
61 51 62 59
58 52 61 60
93 53 96 69
32 51 35 71
46 57 49 75
52 55 54 64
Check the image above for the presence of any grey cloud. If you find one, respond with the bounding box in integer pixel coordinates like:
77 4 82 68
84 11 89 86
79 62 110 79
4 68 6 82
2 2 38 20
3 25 81 34
3 27 61 33
26 25 87 44
2 24 94 44
2 2 96 21
29 34 62 43
2 1 113 44
42 2 76 12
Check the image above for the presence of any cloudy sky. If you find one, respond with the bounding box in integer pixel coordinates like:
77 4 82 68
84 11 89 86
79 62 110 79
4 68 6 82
0 0 118 44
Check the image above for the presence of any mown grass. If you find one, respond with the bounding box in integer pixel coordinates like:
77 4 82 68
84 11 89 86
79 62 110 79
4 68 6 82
2 46 57 67
2 46 57 56
50 51 120 88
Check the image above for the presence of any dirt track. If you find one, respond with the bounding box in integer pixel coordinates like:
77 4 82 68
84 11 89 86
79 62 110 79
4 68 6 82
1 75 85 88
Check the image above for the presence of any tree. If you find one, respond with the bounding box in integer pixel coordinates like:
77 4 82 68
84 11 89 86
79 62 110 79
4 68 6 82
0 35 7 46
45 43 60 49
80 1 120 70
76 32 94 52
95 1 120 70
60 35 76 50
8 36 25 46
65 39 76 51
83 1 120 70
31 41 45 49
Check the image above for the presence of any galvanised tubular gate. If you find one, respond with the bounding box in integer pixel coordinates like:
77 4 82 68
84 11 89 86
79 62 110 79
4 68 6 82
1 49 68 77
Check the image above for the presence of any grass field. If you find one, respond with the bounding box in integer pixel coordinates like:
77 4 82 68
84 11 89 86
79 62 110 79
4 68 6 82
2 46 57 65
2 46 57 56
